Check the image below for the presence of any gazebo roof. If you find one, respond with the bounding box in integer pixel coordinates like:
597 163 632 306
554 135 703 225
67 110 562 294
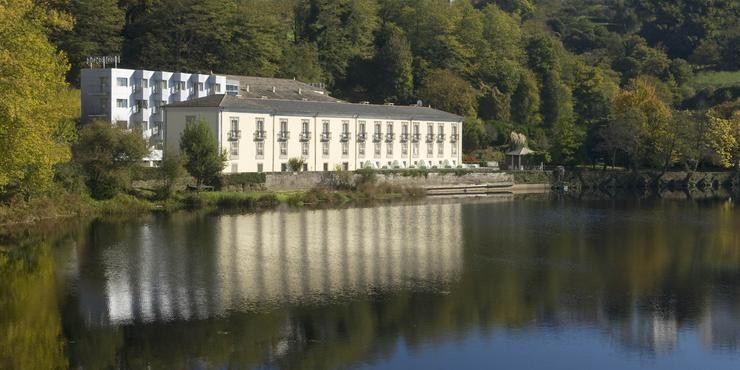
506 147 535 156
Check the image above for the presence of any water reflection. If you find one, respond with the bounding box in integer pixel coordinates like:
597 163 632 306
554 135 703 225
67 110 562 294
2 197 739 369
77 202 464 326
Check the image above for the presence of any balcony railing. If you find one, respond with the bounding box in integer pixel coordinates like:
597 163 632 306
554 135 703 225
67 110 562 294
411 133 421 142
426 133 435 142
320 132 331 141
299 131 311 141
228 130 241 141
400 133 409 142
372 133 383 142
357 132 367 142
277 131 290 141
450 133 459 143
385 133 395 142
340 132 351 141
437 133 446 142
253 130 266 141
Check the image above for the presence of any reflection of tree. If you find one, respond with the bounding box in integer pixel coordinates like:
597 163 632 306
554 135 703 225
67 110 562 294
0 243 66 370
51 199 740 368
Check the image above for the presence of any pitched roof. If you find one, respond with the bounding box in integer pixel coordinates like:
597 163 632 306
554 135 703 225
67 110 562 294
224 75 339 102
166 95 463 121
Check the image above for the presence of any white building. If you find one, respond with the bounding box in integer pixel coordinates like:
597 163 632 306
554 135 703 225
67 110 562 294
163 95 463 173
81 68 235 164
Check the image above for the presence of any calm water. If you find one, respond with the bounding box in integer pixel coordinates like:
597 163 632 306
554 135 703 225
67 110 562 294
1 196 739 369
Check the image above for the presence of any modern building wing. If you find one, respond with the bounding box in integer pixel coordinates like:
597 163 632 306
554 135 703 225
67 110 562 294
80 68 337 165
164 95 463 173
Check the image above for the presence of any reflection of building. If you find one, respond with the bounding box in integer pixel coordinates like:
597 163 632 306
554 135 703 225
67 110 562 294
77 203 463 325
699 299 740 350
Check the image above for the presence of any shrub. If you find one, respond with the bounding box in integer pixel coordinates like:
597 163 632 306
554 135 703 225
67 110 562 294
288 157 306 172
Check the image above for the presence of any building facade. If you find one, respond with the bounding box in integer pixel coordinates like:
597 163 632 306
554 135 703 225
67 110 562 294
80 68 239 164
164 95 463 173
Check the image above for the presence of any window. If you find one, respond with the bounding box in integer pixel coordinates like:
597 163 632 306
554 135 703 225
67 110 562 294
322 142 329 156
342 121 349 133
402 142 408 155
142 78 148 88
452 143 457 155
302 142 309 156
159 80 167 90
198 82 204 91
359 142 365 156
342 162 349 171
117 77 128 86
230 117 239 131
230 141 239 158
175 81 185 91
427 142 434 156
257 163 263 172
428 123 433 136
136 99 147 111
280 119 288 132
374 142 381 156
342 141 349 156
439 124 444 136
231 164 238 173
387 142 393 155
256 118 264 132
438 142 444 155
280 142 288 156
256 142 264 157
413 123 420 135
374 122 381 134
281 163 288 172
215 83 221 93
302 119 310 133
323 163 329 171
322 120 330 133
387 122 393 134
116 99 127 108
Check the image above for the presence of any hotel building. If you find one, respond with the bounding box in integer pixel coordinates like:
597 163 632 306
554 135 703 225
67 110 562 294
163 95 463 172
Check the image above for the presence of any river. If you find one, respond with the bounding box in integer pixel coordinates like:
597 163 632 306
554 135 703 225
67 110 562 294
1 195 739 369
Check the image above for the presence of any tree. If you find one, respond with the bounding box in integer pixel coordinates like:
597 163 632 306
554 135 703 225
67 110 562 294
462 117 488 152
418 69 478 117
610 77 673 169
52 0 124 85
371 23 413 103
0 0 77 199
74 121 148 199
511 70 541 126
279 42 323 83
179 117 226 187
704 109 738 168
157 149 185 198
296 0 379 86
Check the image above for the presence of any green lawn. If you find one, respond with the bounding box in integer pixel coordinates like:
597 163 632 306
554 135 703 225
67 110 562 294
688 70 740 90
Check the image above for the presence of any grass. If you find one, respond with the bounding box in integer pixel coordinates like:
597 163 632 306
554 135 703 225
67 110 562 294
688 71 740 90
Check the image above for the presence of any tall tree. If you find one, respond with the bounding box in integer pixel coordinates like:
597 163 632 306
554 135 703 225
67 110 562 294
418 69 478 117
52 0 124 85
0 0 78 198
179 117 226 187
371 23 413 103
296 0 379 87
511 70 541 126
122 0 232 72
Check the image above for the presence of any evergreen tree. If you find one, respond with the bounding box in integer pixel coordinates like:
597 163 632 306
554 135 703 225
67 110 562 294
371 23 413 103
511 70 541 126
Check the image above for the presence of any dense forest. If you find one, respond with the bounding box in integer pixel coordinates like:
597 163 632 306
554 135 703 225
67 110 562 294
1 0 739 199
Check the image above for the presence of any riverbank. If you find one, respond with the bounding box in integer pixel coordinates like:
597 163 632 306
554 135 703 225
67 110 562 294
0 182 429 235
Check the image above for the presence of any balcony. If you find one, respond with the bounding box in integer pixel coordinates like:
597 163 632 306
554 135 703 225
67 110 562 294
426 133 435 142
411 133 421 142
253 130 266 141
228 130 241 141
385 133 395 142
400 133 409 142
277 130 290 141
320 132 332 141
372 133 383 142
450 133 459 143
340 132 351 141
357 132 367 142
437 133 446 142
299 131 312 141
